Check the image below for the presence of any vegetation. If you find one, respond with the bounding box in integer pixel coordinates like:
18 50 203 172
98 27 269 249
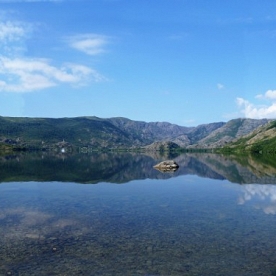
0 116 275 154
219 120 276 154
0 116 133 151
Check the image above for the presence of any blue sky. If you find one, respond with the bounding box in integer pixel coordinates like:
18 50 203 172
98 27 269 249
0 0 276 126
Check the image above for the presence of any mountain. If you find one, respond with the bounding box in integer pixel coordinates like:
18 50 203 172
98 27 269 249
0 116 272 151
183 122 225 146
107 117 192 144
189 118 271 148
222 120 276 153
0 116 133 149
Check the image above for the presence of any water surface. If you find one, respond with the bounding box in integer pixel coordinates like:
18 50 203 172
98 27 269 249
1 152 276 275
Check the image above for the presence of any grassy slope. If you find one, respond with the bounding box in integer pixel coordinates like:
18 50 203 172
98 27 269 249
221 120 276 153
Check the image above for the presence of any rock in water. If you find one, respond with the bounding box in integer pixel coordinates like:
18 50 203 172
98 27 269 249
153 160 179 172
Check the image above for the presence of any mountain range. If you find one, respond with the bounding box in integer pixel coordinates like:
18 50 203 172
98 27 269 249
0 116 274 151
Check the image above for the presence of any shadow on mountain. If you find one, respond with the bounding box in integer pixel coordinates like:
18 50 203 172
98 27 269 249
0 151 276 184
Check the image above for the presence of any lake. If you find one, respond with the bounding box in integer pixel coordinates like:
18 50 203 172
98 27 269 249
1 151 276 275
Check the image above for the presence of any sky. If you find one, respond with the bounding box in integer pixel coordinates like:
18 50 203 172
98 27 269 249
0 0 276 126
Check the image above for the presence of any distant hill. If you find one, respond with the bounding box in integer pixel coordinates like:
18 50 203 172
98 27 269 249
107 117 193 145
0 116 273 151
0 116 133 149
189 118 271 148
222 120 276 153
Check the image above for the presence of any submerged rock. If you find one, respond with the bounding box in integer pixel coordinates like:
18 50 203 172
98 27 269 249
153 160 179 173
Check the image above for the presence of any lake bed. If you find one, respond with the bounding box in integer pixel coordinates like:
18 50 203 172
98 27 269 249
1 152 276 275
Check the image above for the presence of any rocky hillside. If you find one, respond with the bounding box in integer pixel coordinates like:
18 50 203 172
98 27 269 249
108 117 192 144
0 116 272 150
180 122 225 146
223 120 276 153
189 118 271 148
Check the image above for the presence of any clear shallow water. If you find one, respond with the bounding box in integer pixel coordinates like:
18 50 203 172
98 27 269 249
1 153 276 275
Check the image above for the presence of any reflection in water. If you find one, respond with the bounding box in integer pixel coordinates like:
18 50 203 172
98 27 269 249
1 152 276 275
239 184 276 215
1 179 276 275
0 151 276 184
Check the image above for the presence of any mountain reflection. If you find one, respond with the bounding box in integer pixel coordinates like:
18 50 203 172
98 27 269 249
0 151 276 184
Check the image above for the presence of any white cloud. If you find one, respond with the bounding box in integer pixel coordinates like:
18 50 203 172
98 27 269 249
264 89 276 99
255 90 276 100
68 34 110 55
237 89 276 119
0 18 108 92
0 21 27 42
217 83 224 90
0 20 31 56
255 94 263 99
0 57 104 93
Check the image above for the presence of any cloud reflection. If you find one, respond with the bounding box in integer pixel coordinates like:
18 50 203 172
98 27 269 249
238 184 276 215
0 207 82 240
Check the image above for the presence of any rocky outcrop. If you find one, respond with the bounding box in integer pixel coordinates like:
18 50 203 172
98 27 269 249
153 160 179 172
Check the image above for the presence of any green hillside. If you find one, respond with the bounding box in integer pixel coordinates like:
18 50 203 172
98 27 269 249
0 116 192 151
192 118 270 148
0 116 132 150
0 116 273 152
221 120 276 153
